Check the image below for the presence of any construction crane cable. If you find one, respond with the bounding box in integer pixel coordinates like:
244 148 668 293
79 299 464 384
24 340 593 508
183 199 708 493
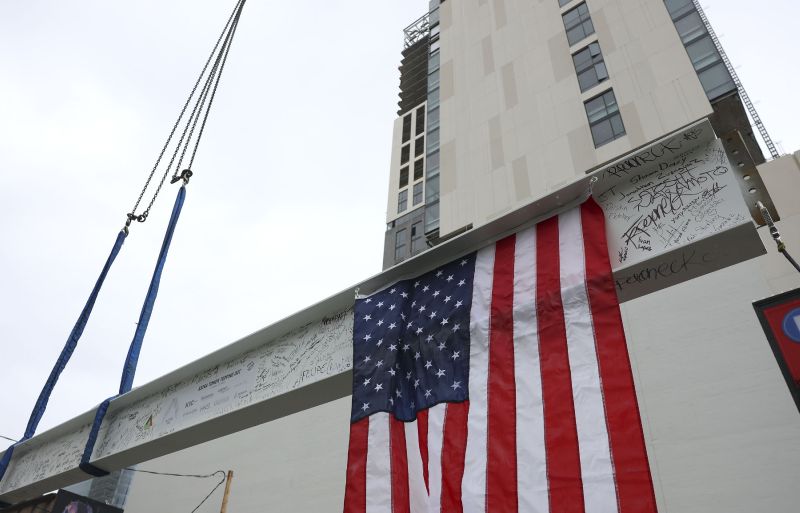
0 0 249 490
129 0 247 225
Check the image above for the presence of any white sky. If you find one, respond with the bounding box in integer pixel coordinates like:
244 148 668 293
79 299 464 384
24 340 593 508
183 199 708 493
0 0 797 446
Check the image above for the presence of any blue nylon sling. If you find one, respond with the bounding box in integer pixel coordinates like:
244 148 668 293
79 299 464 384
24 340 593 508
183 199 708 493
80 186 186 476
0 230 127 483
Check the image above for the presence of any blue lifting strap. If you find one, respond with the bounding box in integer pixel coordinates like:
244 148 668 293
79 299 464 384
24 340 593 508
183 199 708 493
0 230 127 483
80 186 186 476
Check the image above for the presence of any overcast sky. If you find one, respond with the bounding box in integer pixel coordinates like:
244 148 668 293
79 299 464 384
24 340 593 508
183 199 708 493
1 0 797 446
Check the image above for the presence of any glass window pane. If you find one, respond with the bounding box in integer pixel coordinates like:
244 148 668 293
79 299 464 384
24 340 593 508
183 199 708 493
573 47 592 71
414 158 425 180
411 222 425 253
675 11 705 43
401 144 410 164
583 19 595 39
399 166 409 188
698 62 735 100
427 127 440 152
566 26 585 46
578 68 598 92
416 107 426 135
415 137 425 157
665 0 694 19
591 118 614 147
428 69 440 88
585 96 607 122
427 106 440 130
398 190 408 213
428 51 440 72
428 88 440 108
596 61 608 81
559 0 571 6
426 149 440 174
413 182 423 205
424 201 440 233
426 175 439 203
610 113 625 136
563 8 580 27
402 115 412 143
395 228 407 261
687 36 719 69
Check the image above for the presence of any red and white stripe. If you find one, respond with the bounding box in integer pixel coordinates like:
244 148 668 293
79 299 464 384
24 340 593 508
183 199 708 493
343 199 657 513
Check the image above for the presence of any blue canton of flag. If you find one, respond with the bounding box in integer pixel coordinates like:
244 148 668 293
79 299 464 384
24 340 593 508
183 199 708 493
351 254 477 422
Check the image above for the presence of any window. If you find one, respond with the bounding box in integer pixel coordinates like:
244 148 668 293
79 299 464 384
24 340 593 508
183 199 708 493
663 0 735 101
413 182 423 205
559 0 572 6
426 149 440 175
411 222 425 253
399 166 409 188
686 36 719 69
572 42 608 92
563 3 594 46
425 174 439 203
664 0 694 19
416 107 426 135
427 127 440 153
424 201 440 233
395 228 407 262
674 11 705 43
584 89 625 147
415 136 425 158
698 62 736 100
427 106 440 131
414 158 425 180
402 115 412 143
401 144 410 165
398 189 408 213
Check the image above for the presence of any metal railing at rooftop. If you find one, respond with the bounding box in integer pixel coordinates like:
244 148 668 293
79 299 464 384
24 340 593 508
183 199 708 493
692 0 780 160
403 13 430 48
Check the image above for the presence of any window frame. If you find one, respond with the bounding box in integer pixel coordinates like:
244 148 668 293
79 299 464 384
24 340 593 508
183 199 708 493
572 41 608 92
562 2 595 46
584 89 626 147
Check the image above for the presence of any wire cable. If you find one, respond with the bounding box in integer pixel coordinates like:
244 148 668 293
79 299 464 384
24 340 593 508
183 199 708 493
757 201 800 274
128 0 248 226
124 468 228 513
0 436 17 443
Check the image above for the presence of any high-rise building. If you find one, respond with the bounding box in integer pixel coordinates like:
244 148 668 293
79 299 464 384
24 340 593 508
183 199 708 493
384 0 774 268
3 2 799 512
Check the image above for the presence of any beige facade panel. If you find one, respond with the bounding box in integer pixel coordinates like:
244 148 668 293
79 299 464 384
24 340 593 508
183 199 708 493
437 0 713 237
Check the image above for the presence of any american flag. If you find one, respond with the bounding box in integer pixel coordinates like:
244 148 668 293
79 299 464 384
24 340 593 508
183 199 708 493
344 199 657 513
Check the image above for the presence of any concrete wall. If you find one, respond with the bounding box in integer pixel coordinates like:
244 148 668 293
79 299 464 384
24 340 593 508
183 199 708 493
123 154 800 512
436 0 712 237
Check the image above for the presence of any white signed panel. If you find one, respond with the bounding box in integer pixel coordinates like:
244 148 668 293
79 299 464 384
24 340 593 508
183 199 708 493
0 310 353 500
595 124 765 301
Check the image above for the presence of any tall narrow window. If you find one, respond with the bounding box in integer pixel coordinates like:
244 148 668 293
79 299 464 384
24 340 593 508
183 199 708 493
559 0 572 6
401 144 410 165
398 189 408 213
663 0 735 101
415 136 425 158
413 182 423 205
402 115 412 143
585 89 625 147
563 2 594 46
399 166 409 188
395 228 407 262
411 222 425 253
414 158 424 181
416 106 426 135
572 42 608 92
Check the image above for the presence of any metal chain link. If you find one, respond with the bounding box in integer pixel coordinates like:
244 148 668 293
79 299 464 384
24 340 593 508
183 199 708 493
127 0 247 228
